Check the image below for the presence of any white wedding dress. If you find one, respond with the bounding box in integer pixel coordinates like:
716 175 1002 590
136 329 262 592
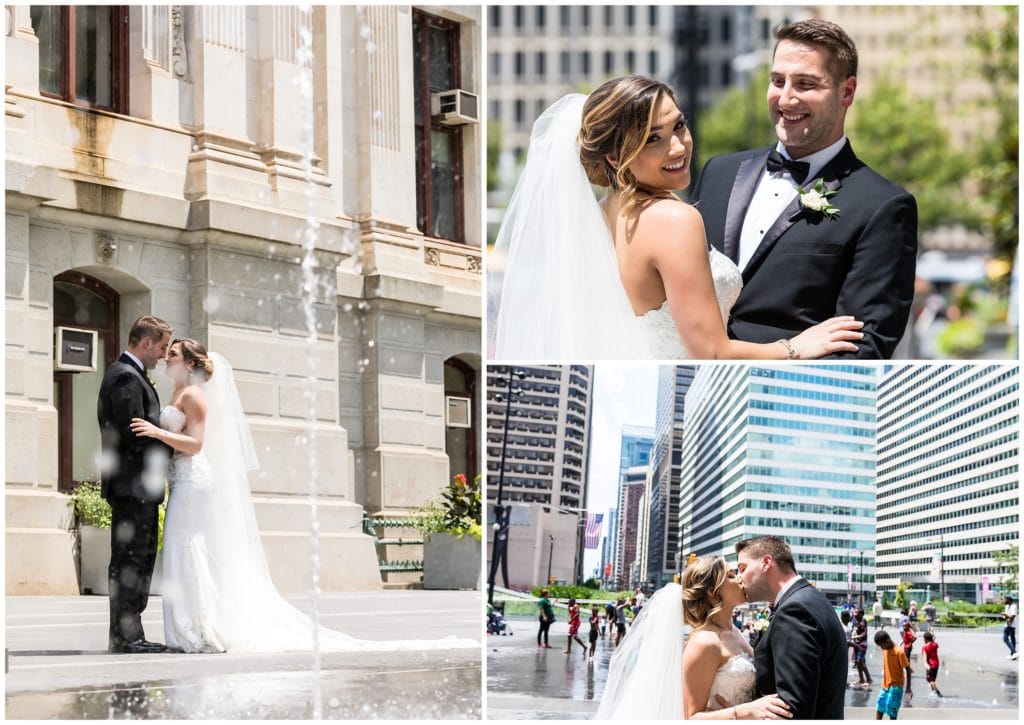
160 353 477 654
636 247 743 358
488 93 743 360
595 583 757 720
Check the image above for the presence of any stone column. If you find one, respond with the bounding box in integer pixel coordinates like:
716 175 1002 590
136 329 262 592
183 5 265 203
250 5 332 214
128 5 182 124
5 6 39 93
4 209 76 595
188 241 381 592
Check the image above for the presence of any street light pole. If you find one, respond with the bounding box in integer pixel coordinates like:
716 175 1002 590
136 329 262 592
939 533 946 603
547 534 555 585
487 366 522 605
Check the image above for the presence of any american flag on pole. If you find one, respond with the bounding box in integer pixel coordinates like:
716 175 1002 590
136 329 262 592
584 513 604 549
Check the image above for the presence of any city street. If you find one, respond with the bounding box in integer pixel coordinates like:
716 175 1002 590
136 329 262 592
486 617 1019 720
6 591 481 719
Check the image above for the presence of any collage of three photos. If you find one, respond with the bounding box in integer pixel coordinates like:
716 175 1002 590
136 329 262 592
3 3 1020 721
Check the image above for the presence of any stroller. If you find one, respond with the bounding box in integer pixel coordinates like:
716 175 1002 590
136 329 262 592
487 602 511 635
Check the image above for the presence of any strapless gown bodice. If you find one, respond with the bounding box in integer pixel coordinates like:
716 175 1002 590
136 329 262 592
707 653 758 711
636 246 743 359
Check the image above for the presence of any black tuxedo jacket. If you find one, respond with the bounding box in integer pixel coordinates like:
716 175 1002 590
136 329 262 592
96 353 171 503
691 142 917 359
754 578 848 720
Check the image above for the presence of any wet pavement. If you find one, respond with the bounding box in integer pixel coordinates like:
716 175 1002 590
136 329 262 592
6 590 481 719
486 618 1020 720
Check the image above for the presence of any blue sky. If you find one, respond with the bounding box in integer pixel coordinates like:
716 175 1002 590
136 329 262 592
582 363 660 578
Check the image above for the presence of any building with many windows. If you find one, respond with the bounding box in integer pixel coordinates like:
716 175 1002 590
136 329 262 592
680 365 878 604
5 5 482 595
647 365 695 587
875 364 1019 603
485 365 594 588
615 465 651 591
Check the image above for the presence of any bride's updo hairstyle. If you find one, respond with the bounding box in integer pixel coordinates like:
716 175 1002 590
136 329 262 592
578 75 681 216
681 555 729 629
172 338 214 382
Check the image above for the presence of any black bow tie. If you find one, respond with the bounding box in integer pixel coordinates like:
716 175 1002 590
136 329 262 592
766 149 810 184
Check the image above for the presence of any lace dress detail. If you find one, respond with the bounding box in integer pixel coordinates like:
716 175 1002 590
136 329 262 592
706 654 758 711
160 405 226 654
636 246 743 358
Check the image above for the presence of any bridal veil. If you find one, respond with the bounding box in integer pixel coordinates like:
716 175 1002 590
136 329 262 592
595 583 685 719
488 94 652 359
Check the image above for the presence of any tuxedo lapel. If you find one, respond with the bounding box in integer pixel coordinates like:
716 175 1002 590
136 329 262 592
723 150 771 263
741 143 854 283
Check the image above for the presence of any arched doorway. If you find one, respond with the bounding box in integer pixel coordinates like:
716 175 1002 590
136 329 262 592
443 355 478 481
52 271 119 493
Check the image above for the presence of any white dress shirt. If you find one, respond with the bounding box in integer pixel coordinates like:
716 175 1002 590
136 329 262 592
123 350 146 373
737 135 849 271
772 575 802 608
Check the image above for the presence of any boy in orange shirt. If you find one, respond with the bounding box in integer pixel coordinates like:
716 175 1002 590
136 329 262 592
875 630 911 719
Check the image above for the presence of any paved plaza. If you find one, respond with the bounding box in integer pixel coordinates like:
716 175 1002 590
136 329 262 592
486 617 1020 720
6 590 481 719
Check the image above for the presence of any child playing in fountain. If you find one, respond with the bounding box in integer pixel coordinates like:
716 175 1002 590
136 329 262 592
875 630 911 720
563 598 586 657
588 606 600 663
921 631 942 697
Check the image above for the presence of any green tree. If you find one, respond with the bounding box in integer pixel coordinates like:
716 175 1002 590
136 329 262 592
487 120 503 192
894 580 910 611
993 544 1019 595
694 67 775 178
967 5 1019 294
848 77 972 232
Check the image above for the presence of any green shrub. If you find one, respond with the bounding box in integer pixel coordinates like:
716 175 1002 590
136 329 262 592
70 480 167 551
414 473 482 541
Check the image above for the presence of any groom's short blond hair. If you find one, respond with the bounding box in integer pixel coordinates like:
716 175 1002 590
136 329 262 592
736 535 797 574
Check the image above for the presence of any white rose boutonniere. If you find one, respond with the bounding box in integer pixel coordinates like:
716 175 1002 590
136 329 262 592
796 178 840 219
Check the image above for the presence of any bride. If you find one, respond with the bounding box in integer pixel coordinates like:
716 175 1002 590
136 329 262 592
488 75 863 360
129 338 476 654
596 556 791 720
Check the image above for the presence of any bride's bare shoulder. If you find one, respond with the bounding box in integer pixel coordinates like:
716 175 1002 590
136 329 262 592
632 197 706 251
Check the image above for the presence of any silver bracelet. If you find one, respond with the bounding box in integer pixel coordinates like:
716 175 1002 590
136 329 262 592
732 705 738 720
777 338 797 360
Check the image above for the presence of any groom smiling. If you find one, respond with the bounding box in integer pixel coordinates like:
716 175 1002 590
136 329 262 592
692 19 917 359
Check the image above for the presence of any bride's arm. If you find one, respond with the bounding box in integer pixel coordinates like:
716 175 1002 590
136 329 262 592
683 633 793 720
644 202 862 359
129 386 207 455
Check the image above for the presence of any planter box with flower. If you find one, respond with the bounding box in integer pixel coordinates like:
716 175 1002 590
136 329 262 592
71 481 165 596
416 473 482 591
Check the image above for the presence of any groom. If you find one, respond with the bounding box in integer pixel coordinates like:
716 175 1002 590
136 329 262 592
735 536 847 719
97 315 173 653
691 19 917 359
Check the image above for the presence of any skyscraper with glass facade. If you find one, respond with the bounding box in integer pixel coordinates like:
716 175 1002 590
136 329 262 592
875 364 1019 603
611 426 654 588
680 364 878 603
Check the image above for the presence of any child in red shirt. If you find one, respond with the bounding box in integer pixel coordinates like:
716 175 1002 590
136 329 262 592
901 621 917 697
921 631 942 697
563 597 586 658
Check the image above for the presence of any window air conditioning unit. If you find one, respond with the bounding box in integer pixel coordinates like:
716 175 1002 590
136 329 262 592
446 395 472 428
55 327 98 372
431 89 479 125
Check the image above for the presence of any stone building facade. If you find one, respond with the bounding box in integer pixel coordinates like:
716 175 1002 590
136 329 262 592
5 5 482 594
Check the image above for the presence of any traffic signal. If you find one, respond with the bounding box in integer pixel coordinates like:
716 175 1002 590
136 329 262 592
549 575 555 585
687 552 697 566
